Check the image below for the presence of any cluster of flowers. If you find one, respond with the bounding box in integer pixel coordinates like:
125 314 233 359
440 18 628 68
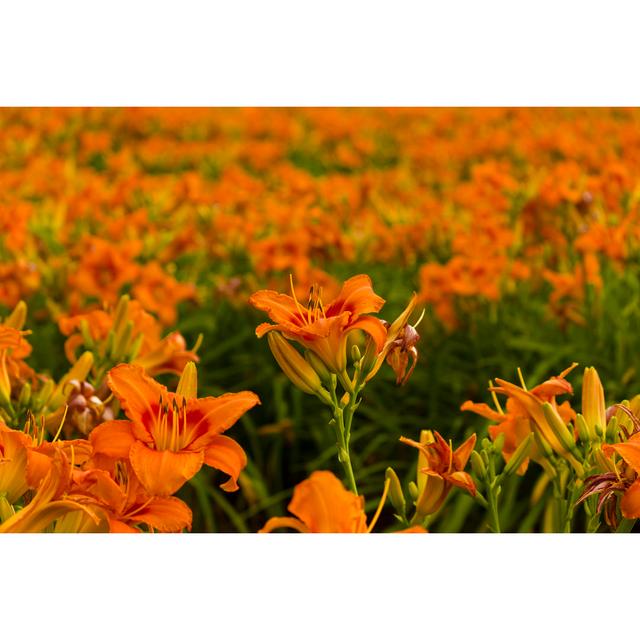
2 108 640 329
0 297 258 532
2 269 638 532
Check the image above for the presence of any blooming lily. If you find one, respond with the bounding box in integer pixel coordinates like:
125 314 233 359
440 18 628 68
89 363 259 496
249 275 387 374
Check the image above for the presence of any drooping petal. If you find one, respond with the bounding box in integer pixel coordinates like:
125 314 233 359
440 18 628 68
129 442 204 496
203 435 248 492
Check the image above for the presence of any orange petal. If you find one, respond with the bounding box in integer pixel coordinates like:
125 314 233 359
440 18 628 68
460 400 503 422
348 316 387 353
187 391 260 447
89 420 137 459
129 442 204 496
453 433 477 469
107 364 165 430
128 496 193 532
325 275 385 317
288 470 367 533
603 433 640 474
259 516 310 533
203 435 247 492
249 290 302 325
620 479 640 519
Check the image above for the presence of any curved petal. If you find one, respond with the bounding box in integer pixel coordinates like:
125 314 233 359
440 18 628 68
187 391 260 447
249 290 302 325
348 316 387 353
89 420 137 460
107 364 164 432
324 275 385 317
604 434 640 474
129 442 204 496
288 470 367 533
258 516 310 533
203 435 247 492
128 496 193 532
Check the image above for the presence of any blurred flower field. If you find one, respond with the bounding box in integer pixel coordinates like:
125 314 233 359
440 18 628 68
2 107 640 532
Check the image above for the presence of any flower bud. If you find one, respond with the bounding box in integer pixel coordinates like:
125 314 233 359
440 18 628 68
304 350 332 386
542 402 579 457
385 467 406 517
575 413 590 443
408 481 419 501
470 450 487 479
582 367 606 440
503 433 534 477
176 361 198 399
5 300 27 330
267 333 327 400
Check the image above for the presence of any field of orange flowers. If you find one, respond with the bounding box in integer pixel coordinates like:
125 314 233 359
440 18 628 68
2 107 640 532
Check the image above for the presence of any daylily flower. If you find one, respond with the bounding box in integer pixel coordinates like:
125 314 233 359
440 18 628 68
250 275 387 374
89 363 259 496
400 429 477 517
70 463 192 533
463 365 579 473
259 470 424 533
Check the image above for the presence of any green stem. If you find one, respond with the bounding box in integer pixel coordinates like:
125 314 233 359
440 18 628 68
486 481 501 533
329 380 361 495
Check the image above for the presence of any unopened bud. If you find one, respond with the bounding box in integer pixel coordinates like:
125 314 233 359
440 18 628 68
5 301 27 330
493 432 505 454
18 382 31 407
575 414 590 443
408 481 419 501
176 361 198 398
385 467 406 517
542 402 580 458
111 320 134 361
503 433 533 477
112 295 130 336
582 367 606 440
267 333 327 400
470 450 487 479
606 415 619 443
304 350 332 386
351 344 362 363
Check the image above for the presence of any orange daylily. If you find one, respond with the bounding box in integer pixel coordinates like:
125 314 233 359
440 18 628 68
463 365 579 473
250 275 387 374
89 363 259 496
259 470 425 533
70 464 192 533
400 430 477 517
